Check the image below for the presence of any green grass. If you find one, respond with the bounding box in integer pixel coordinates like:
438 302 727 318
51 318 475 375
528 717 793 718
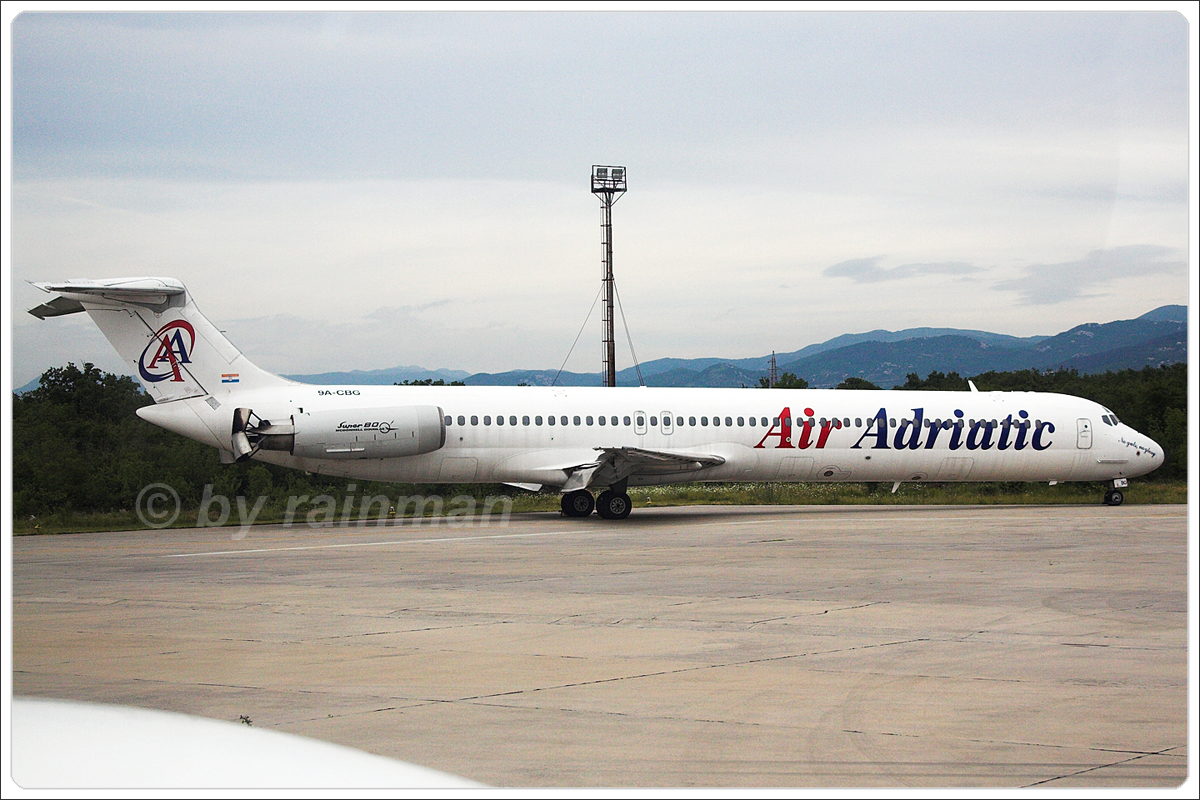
13 480 1187 535
513 480 1188 512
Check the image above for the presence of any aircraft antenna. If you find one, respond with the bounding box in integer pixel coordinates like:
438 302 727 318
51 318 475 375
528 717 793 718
591 165 627 387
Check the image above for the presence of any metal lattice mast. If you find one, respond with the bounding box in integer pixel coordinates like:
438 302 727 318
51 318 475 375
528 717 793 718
591 166 626 387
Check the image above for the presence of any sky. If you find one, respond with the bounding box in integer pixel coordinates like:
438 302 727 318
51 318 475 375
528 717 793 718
5 8 1195 387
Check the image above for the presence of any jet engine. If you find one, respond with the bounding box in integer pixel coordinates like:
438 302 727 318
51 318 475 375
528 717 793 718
231 406 445 462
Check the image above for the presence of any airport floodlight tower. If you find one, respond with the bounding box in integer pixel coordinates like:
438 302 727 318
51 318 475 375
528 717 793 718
591 165 627 387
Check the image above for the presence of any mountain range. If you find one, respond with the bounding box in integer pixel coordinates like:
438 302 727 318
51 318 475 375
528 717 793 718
283 305 1187 389
16 305 1185 394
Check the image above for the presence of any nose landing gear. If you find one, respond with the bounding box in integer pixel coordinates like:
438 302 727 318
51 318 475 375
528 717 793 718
1103 478 1128 506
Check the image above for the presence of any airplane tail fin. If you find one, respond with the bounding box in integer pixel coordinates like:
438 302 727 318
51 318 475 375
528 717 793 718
28 278 291 403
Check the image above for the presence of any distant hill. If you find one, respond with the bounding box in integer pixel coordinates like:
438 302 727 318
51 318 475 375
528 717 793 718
18 304 1185 394
1137 304 1186 323
458 369 600 387
779 335 1030 389
283 365 470 385
224 304 1193 390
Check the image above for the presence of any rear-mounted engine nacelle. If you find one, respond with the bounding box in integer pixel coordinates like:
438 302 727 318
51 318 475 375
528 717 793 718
231 406 445 461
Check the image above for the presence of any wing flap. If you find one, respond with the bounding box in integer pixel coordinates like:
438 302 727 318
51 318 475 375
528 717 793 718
558 446 725 492
597 446 725 471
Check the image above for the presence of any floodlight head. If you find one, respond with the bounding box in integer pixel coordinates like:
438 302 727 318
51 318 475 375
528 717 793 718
591 165 627 194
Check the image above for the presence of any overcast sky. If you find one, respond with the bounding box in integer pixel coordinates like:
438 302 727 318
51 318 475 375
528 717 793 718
6 8 1194 387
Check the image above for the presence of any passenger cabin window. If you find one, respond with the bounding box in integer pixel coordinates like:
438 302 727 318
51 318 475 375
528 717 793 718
612 416 619 426
536 416 543 425
484 416 492 425
650 416 657 426
573 416 581 426
701 417 708 426
598 415 606 426
522 416 530 426
445 415 452 426
561 416 568 426
457 415 466 426
623 416 631 426
471 415 479 426
725 417 732 427
689 416 696 426
497 415 505 426
586 416 593 426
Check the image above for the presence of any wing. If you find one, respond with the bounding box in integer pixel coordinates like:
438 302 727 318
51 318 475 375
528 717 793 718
561 446 726 491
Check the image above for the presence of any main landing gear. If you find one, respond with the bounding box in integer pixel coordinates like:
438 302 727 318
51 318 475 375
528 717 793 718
561 489 595 518
560 489 632 520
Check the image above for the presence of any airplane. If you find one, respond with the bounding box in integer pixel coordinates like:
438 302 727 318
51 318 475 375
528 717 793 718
28 277 1163 519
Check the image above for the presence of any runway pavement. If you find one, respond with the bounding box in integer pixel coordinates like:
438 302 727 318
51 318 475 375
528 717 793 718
10 504 1190 788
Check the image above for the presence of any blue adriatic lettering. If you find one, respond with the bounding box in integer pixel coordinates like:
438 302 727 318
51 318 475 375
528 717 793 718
835 406 1048 452
851 408 890 450
1032 420 1054 450
894 408 924 450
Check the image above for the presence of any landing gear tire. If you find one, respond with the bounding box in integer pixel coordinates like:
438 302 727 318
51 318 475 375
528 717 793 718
561 490 595 518
1103 490 1124 506
596 490 632 520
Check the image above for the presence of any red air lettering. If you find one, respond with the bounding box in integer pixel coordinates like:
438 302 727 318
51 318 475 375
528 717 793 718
754 406 794 449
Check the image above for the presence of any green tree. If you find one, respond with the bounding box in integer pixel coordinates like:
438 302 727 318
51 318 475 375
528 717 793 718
835 377 881 390
758 372 809 389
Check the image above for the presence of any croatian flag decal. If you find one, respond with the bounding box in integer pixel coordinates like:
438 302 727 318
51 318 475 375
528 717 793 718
221 373 240 383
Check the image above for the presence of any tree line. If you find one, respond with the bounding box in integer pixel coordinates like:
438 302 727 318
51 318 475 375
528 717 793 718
11 361 1187 518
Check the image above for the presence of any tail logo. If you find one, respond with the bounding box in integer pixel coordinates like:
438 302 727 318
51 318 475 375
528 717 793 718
139 320 196 383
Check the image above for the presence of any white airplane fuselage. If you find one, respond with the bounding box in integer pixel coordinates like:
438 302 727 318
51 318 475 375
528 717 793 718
138 383 1161 487
28 277 1164 517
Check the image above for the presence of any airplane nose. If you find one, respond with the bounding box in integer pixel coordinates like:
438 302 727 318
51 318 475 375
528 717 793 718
1129 429 1165 477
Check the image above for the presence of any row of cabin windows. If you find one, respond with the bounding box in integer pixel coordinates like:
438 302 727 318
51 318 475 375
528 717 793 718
446 415 786 428
443 415 1045 429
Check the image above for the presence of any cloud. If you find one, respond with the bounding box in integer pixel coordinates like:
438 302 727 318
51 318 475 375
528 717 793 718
992 245 1186 305
364 300 451 320
824 257 982 283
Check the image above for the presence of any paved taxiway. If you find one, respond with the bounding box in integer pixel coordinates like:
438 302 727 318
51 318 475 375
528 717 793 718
12 504 1188 788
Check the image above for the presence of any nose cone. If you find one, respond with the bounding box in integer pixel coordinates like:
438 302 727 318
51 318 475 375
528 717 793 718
1123 427 1165 477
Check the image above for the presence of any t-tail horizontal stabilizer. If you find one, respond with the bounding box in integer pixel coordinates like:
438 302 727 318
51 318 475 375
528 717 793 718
29 278 292 402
